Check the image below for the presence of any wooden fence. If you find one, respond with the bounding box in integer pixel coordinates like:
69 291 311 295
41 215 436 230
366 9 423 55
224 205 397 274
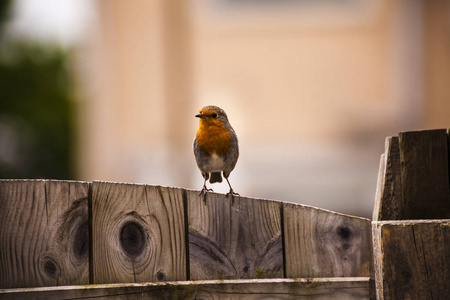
0 180 371 299
1 129 450 299
372 129 450 300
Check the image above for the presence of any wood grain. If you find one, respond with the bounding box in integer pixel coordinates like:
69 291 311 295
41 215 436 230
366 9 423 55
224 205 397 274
371 222 383 300
373 136 403 221
373 220 450 300
284 203 372 278
0 278 370 300
399 129 450 219
372 153 386 221
0 180 89 288
187 191 283 280
90 181 186 284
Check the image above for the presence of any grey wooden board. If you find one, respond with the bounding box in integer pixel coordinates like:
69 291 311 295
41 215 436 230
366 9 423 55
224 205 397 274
0 277 370 300
284 203 372 278
0 180 89 288
373 136 403 221
90 182 186 284
187 191 283 280
399 129 450 219
373 153 386 221
372 220 450 300
371 222 383 300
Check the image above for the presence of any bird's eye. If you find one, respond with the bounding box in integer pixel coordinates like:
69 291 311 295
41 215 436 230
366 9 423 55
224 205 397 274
211 113 218 119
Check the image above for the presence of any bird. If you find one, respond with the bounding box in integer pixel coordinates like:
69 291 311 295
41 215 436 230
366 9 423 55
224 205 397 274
194 105 239 196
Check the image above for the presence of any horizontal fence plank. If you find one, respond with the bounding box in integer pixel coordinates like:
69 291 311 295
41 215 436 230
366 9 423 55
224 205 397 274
0 277 371 300
0 180 89 289
372 220 450 300
187 191 283 280
91 181 186 284
284 203 372 278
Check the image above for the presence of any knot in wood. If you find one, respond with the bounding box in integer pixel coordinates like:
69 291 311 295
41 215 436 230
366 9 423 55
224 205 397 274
73 220 89 261
120 220 146 258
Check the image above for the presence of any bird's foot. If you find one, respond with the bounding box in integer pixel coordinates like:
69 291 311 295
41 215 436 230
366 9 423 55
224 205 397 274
226 189 239 205
199 186 213 204
198 186 213 197
226 189 239 197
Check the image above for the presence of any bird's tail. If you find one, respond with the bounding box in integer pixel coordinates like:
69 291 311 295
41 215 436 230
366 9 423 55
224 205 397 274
209 172 223 183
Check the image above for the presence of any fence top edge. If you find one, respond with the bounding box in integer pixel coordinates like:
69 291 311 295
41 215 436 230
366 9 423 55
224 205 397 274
0 179 90 184
1 179 370 221
282 200 370 222
89 180 371 221
398 128 449 136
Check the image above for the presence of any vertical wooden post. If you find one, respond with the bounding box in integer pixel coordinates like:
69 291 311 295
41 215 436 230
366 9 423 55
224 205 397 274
374 129 450 221
0 180 89 288
373 129 450 299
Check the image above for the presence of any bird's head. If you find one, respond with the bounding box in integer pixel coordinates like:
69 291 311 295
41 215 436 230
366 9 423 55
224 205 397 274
195 105 229 127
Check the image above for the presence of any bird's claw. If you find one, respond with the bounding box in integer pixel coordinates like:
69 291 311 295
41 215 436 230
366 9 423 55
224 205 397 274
198 187 213 197
226 189 239 197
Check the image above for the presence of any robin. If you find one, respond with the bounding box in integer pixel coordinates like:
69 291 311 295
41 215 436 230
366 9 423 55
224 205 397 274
194 105 239 196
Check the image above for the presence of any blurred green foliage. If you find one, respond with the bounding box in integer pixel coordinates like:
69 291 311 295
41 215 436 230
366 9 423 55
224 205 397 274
0 1 75 179
0 0 12 34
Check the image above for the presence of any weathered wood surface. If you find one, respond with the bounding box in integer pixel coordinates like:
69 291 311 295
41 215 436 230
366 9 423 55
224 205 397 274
0 179 374 297
373 153 386 221
188 191 284 280
373 136 403 221
0 277 371 300
372 129 450 299
372 220 450 300
284 203 372 278
91 181 186 284
399 129 450 219
374 129 450 220
0 180 89 289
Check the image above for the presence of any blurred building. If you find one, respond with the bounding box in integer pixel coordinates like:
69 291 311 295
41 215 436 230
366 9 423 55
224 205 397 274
75 0 450 218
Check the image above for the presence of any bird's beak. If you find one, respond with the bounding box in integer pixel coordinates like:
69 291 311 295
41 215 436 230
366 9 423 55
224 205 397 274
195 113 205 118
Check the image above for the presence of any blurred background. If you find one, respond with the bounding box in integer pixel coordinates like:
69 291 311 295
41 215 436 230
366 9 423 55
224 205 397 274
1 0 449 218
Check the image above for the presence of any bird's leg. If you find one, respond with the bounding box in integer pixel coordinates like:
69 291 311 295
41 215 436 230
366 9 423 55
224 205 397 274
225 176 239 198
198 175 213 201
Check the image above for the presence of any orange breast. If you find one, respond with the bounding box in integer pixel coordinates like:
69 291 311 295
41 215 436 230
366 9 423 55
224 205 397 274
196 121 232 157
